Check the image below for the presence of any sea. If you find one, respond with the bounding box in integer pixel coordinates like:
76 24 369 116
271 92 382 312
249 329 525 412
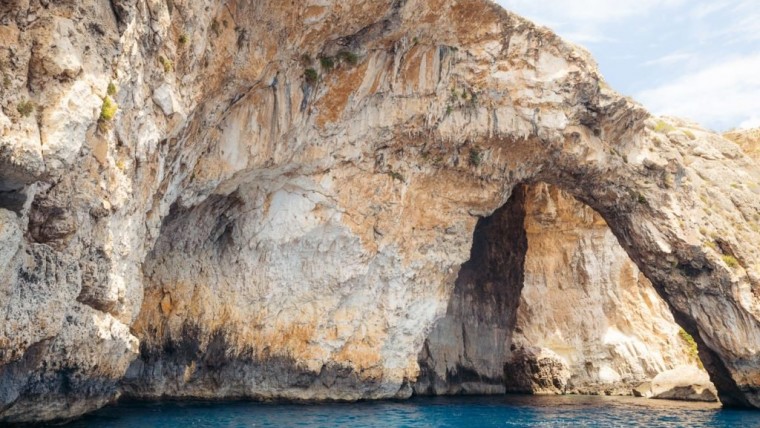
62 395 760 427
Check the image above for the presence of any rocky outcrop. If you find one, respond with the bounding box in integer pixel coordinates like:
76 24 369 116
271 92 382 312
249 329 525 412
647 365 719 402
416 183 707 396
2 0 760 423
514 183 705 395
725 128 760 161
414 187 528 395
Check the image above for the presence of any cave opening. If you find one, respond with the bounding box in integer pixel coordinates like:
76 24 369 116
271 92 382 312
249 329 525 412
414 183 713 402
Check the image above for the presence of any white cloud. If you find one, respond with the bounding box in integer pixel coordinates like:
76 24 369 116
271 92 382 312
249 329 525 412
494 0 686 45
495 0 685 25
643 52 696 67
739 116 760 130
689 1 730 19
637 53 760 130
685 0 760 45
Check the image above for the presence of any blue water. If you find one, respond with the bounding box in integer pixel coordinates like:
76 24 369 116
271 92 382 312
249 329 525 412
65 395 760 427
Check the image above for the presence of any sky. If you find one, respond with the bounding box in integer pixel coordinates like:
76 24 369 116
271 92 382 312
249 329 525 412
494 0 760 131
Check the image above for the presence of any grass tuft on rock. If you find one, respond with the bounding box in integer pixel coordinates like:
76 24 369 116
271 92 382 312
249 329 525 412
159 56 174 73
319 56 335 72
469 148 482 167
678 328 703 369
16 99 34 117
100 96 117 121
654 120 676 134
337 51 359 66
304 68 319 85
722 254 739 268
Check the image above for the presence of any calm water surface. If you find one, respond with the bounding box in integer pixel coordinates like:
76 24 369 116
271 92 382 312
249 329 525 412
64 395 760 427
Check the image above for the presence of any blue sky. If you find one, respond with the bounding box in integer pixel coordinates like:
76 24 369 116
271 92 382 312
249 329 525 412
494 0 760 131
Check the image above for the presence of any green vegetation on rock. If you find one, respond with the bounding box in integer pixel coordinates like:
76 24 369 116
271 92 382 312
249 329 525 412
100 96 117 121
159 56 174 73
722 254 739 268
319 56 335 71
678 328 703 369
304 68 319 85
16 100 34 117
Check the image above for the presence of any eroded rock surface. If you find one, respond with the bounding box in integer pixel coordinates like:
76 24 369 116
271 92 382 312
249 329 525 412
514 184 706 395
2 0 760 423
725 128 760 160
417 183 708 396
415 187 528 395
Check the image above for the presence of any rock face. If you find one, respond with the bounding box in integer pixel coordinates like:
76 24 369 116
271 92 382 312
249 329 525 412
416 183 706 396
2 0 760 423
414 188 528 395
514 183 704 395
725 128 760 161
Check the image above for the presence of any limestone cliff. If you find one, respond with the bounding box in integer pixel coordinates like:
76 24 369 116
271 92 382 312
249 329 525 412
415 187 528 395
513 183 704 395
416 183 706 396
2 0 760 423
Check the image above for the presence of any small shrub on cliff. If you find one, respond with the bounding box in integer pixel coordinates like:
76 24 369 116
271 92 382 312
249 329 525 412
678 328 703 369
16 99 34 117
319 56 335 72
100 96 117 121
159 56 174 73
654 120 675 134
107 81 117 96
722 254 739 268
337 50 359 66
304 68 319 85
178 34 188 45
388 171 405 182
469 148 482 167
210 19 220 36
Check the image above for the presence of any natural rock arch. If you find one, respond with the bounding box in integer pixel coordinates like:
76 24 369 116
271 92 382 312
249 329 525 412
415 183 713 398
2 0 760 422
